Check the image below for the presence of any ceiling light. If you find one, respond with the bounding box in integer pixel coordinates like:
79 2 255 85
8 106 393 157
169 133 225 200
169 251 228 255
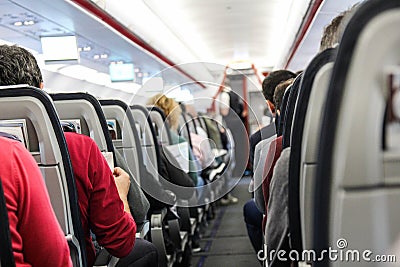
23 20 35 26
13 21 23 26
228 61 252 70
100 53 108 59
143 72 149 77
93 54 100 60
137 72 143 77
83 46 91 51
134 67 140 73
78 47 82 52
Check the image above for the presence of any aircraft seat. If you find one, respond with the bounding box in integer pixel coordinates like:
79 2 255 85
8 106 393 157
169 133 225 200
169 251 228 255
282 73 303 149
314 1 400 266
0 86 87 267
288 48 337 255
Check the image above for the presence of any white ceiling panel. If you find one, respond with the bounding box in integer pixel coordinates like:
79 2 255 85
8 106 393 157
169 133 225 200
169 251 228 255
99 0 311 73
0 0 367 95
0 0 200 89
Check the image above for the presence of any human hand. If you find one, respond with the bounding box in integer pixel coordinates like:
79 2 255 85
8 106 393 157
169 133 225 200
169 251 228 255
113 167 130 201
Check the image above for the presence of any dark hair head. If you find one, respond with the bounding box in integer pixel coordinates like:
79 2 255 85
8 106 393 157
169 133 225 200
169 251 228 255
319 14 345 51
274 78 294 112
262 70 296 103
319 3 360 51
0 45 42 88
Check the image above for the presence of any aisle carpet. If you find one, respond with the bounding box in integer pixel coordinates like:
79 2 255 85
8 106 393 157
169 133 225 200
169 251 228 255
191 177 261 267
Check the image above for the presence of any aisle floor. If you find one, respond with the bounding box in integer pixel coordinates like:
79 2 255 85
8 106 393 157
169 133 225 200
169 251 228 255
191 177 261 267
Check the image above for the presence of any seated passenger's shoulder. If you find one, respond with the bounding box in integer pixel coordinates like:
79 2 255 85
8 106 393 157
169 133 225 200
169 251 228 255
64 131 96 146
0 136 27 157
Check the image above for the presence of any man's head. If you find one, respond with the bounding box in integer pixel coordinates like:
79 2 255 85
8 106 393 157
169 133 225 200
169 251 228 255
0 45 42 88
319 14 345 51
319 4 360 51
274 78 294 114
262 70 296 113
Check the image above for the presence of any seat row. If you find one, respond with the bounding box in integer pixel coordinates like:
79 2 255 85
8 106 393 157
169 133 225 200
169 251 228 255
258 1 400 266
0 87 232 267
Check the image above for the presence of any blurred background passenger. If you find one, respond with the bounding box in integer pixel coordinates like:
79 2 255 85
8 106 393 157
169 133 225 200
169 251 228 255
148 93 204 188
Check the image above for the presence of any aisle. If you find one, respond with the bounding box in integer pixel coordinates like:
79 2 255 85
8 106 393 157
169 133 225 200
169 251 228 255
191 177 261 267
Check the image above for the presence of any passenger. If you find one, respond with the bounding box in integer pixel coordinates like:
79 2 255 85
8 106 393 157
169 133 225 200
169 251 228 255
219 81 247 124
0 44 158 267
217 81 241 205
0 135 72 266
319 13 346 51
190 130 214 170
273 79 294 118
148 93 203 188
249 70 296 169
264 7 357 267
216 89 241 205
253 78 294 213
260 77 297 266
243 70 295 255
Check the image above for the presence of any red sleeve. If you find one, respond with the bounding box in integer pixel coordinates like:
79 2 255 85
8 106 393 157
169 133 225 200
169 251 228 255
1 139 72 267
262 136 283 231
86 141 136 258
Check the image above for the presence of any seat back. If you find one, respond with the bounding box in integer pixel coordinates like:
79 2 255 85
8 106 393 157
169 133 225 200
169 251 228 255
183 112 198 136
300 61 334 252
282 73 302 149
0 86 86 267
196 116 207 132
50 93 114 155
288 48 336 254
130 105 161 181
51 93 125 267
313 1 400 266
201 116 223 150
131 105 177 267
277 85 292 136
0 179 15 267
147 106 172 146
178 112 194 148
178 114 189 140
100 100 142 185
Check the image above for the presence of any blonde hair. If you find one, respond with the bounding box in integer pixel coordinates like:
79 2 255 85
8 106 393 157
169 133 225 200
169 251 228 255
147 93 182 129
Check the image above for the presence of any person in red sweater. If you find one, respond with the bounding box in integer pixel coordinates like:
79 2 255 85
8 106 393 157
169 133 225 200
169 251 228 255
64 132 136 265
0 44 158 266
0 135 72 267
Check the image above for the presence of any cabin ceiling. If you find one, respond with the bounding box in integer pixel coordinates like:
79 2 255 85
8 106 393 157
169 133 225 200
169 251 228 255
0 0 364 93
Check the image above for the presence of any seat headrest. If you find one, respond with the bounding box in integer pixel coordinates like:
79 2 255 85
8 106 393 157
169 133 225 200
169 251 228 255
282 73 303 148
